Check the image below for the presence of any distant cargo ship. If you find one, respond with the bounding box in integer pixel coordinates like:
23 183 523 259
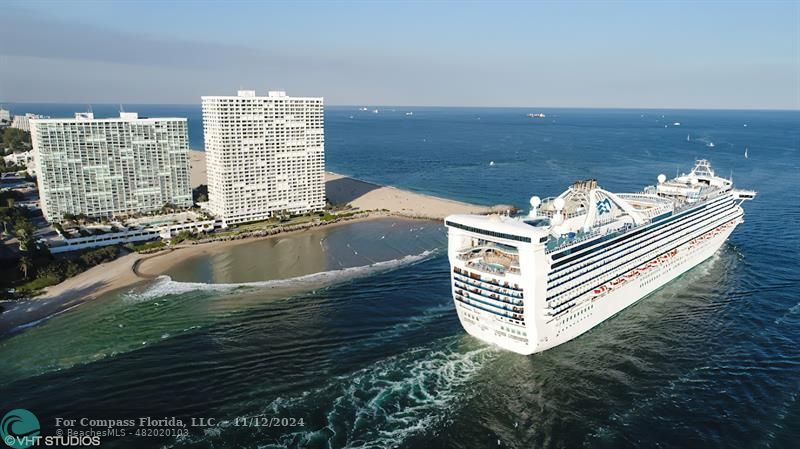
445 160 756 354
527 113 546 118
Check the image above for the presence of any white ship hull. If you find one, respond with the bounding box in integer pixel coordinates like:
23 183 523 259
449 210 742 355
528 216 738 354
445 161 754 355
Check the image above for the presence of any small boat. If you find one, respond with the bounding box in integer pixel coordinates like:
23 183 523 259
405 112 413 116
527 113 546 118
372 109 379 114
359 107 368 111
489 161 495 166
707 142 715 148
674 122 681 126
744 147 749 159
686 134 691 141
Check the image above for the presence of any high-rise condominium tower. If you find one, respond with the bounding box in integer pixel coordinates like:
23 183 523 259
31 112 192 222
201 90 325 225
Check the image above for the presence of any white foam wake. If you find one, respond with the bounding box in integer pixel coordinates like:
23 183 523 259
125 249 437 302
266 340 495 448
168 337 495 449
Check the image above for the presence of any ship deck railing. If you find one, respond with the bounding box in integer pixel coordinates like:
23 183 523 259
452 273 524 299
545 223 632 254
539 209 587 220
461 258 520 276
454 282 524 307
456 243 519 256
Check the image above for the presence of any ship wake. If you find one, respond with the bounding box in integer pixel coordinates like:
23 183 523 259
169 336 495 449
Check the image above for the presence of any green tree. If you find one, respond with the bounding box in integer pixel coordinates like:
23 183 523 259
18 256 34 280
2 128 30 152
0 208 9 234
192 184 209 204
15 219 35 251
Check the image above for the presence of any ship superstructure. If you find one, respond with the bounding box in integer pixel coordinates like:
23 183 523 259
445 160 756 354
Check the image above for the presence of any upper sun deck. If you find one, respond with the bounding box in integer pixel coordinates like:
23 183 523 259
446 160 754 257
445 214 549 245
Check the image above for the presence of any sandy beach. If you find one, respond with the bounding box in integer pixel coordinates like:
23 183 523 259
0 253 144 335
324 172 501 219
189 150 207 187
1 151 508 336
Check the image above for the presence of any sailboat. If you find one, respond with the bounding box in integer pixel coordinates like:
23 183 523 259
744 147 749 159
686 134 690 142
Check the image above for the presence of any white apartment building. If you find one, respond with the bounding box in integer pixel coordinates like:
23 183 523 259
201 90 325 225
11 113 49 132
30 112 193 222
0 109 10 125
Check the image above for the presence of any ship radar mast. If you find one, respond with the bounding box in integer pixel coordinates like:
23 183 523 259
529 196 541 217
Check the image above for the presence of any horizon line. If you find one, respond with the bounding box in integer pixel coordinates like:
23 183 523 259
1 101 798 113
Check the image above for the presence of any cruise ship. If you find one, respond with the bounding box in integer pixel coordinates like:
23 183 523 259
445 160 756 354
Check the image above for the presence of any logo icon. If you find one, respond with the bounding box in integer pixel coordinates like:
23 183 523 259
596 198 612 215
1 409 40 449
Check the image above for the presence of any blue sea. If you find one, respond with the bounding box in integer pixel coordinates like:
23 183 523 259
1 104 798 448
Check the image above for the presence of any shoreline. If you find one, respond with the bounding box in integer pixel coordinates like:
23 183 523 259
133 213 404 277
0 152 512 337
0 213 407 338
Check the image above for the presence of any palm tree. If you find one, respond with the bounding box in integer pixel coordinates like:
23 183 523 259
18 256 33 280
15 220 34 252
0 208 9 235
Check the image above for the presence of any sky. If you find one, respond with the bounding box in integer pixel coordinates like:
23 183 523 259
0 0 798 109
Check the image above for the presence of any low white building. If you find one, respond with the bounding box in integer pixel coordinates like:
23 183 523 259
3 150 36 176
45 211 220 253
0 108 10 124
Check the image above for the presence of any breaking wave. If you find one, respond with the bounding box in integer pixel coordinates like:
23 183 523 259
125 249 438 302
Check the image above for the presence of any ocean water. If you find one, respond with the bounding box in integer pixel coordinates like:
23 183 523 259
0 105 799 448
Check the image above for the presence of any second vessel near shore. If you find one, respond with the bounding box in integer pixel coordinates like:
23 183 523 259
445 160 756 354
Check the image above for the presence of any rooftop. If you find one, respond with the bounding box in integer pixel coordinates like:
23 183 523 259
30 112 186 123
201 90 323 101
